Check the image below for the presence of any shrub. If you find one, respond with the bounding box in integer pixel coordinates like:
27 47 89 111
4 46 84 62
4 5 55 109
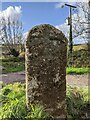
67 49 90 68
10 49 19 57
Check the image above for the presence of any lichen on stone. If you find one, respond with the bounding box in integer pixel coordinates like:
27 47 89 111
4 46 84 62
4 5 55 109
25 24 68 119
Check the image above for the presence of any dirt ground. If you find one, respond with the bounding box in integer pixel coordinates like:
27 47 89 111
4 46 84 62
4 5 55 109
0 71 89 86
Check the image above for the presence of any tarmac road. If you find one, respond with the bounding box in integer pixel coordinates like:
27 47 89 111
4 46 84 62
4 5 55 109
0 71 89 86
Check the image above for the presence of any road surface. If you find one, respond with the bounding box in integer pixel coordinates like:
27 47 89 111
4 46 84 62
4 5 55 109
0 71 89 86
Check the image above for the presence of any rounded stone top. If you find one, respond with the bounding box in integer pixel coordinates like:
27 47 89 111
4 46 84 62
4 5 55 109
27 24 68 44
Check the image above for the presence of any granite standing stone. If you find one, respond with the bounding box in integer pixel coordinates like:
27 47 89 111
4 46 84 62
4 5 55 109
25 24 68 119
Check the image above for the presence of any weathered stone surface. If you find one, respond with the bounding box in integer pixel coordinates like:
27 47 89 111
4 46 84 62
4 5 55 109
25 24 68 119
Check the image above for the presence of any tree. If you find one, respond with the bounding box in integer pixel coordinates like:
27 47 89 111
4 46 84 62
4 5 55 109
56 2 89 45
56 2 90 67
0 6 24 57
72 2 89 42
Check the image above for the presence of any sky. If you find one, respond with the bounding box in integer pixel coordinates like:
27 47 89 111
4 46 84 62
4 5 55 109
2 2 69 33
0 1 88 44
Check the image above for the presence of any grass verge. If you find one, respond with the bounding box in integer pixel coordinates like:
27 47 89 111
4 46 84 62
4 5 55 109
0 57 90 74
66 67 90 74
0 82 89 119
0 57 25 74
2 62 25 74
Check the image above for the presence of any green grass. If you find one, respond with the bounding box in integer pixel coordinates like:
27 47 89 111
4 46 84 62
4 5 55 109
0 57 25 74
0 82 51 119
2 62 90 74
0 57 90 74
0 57 23 62
2 62 25 74
66 67 90 74
0 82 89 119
67 85 90 119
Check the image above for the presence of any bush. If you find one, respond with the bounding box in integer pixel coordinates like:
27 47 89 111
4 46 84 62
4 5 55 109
10 49 19 57
67 49 90 68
